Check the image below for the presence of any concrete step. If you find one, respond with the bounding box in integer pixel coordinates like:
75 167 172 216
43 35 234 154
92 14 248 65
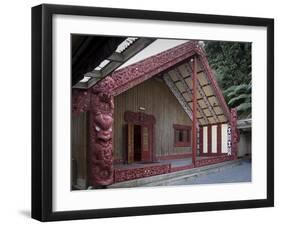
109 159 243 188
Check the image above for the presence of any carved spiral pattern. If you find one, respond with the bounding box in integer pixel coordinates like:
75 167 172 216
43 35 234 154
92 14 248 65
114 164 171 183
230 108 239 158
196 155 235 167
89 91 114 186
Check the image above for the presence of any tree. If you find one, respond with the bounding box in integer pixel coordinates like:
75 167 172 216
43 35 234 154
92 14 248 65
204 41 252 117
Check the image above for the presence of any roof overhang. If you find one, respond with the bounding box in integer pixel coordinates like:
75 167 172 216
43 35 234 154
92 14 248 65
73 41 230 125
72 36 155 89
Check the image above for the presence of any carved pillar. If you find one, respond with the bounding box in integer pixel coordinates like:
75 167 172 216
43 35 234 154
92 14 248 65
192 56 197 165
230 108 240 158
72 89 90 115
88 88 114 187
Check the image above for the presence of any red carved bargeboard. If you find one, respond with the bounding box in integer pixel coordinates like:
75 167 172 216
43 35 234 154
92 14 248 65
94 42 198 96
230 108 239 158
114 164 171 183
195 155 235 167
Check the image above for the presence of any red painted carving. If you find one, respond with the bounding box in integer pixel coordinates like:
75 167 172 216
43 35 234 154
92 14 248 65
196 155 235 167
114 164 171 183
88 87 114 186
72 89 90 115
170 164 194 173
230 108 240 158
198 153 227 157
95 42 197 96
124 111 156 125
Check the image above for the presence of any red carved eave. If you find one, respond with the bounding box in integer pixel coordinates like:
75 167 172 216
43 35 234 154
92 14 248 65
72 41 230 123
93 41 198 96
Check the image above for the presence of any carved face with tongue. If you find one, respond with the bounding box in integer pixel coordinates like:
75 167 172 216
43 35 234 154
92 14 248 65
94 112 113 143
89 90 115 186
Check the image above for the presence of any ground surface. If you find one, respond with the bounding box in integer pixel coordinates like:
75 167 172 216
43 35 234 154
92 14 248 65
168 159 251 186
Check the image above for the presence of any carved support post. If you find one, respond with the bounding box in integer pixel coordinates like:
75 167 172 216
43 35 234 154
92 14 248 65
88 87 114 187
230 108 240 159
192 56 197 166
72 89 90 115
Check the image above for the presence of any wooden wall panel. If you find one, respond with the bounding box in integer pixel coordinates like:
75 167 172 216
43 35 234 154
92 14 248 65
199 126 203 155
217 124 222 154
203 126 208 153
221 123 228 153
71 112 88 189
208 125 212 154
211 125 217 153
113 77 192 161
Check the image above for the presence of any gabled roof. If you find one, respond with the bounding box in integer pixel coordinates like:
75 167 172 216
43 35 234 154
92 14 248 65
92 41 230 125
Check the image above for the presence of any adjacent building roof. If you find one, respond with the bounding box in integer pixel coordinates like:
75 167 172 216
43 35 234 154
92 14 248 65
237 118 252 131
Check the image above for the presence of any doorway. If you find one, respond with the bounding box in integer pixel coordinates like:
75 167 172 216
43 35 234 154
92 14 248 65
125 111 156 164
134 125 142 162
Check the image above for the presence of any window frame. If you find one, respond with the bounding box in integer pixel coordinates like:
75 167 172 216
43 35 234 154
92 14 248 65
173 124 191 147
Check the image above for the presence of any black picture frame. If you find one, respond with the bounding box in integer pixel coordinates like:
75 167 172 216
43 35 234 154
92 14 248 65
31 3 274 222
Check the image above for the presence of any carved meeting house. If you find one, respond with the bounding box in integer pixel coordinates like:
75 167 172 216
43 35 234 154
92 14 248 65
71 38 239 189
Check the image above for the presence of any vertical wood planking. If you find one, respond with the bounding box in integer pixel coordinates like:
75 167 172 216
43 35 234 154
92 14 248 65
114 77 193 161
71 112 88 188
221 123 228 153
203 126 208 153
127 123 134 163
199 126 203 155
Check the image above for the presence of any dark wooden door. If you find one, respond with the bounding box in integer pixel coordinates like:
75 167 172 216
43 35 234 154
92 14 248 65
125 111 155 163
127 123 134 164
134 125 142 161
141 126 150 161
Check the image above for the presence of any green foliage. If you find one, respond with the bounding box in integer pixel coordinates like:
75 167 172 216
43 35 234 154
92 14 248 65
223 84 251 116
228 93 250 106
237 102 251 113
204 41 252 117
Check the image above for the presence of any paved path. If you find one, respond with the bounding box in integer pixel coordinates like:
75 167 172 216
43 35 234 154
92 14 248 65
168 160 251 186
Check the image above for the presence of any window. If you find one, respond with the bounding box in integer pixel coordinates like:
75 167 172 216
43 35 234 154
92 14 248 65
173 124 191 147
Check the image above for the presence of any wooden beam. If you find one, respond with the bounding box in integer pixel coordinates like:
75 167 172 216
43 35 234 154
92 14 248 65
74 38 155 89
107 52 124 62
192 57 197 165
185 63 220 123
173 68 209 124
163 74 193 120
